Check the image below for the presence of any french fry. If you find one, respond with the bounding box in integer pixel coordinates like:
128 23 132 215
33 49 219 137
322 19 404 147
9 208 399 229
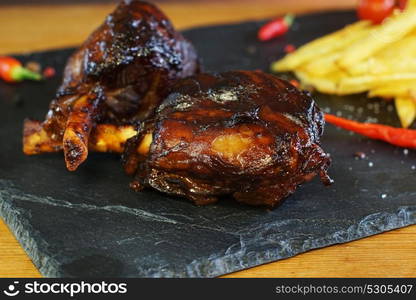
368 80 416 99
294 71 339 94
337 8 416 69
337 73 416 95
271 21 371 72
395 97 416 128
369 89 408 99
407 0 416 9
270 4 416 128
303 27 373 76
302 52 343 77
346 32 416 75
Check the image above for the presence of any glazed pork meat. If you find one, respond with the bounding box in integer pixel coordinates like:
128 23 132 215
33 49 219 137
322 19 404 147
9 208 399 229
123 70 332 207
23 0 199 171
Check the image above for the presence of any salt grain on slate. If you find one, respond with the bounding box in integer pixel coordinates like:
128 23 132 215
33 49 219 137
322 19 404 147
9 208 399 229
354 152 366 160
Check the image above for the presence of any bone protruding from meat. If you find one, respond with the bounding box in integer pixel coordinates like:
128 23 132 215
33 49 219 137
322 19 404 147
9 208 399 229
21 0 199 170
63 93 103 171
23 120 136 157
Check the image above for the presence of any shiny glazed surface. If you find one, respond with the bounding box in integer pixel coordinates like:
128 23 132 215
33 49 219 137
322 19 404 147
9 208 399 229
23 0 199 170
124 70 332 207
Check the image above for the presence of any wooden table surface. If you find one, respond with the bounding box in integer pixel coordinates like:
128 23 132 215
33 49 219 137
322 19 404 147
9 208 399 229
1 0 415 278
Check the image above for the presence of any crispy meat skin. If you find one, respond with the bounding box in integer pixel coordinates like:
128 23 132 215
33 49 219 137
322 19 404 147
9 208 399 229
23 0 199 170
123 71 332 207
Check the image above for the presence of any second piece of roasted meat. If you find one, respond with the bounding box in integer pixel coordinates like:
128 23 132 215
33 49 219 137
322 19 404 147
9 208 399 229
123 70 332 207
23 0 199 171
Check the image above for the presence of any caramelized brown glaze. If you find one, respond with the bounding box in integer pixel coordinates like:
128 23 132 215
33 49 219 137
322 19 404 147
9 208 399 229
23 0 199 170
123 70 332 207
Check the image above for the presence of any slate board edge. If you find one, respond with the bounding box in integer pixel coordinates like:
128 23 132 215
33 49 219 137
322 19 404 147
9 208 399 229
1 182 415 277
1 10 416 277
196 209 416 278
0 190 61 277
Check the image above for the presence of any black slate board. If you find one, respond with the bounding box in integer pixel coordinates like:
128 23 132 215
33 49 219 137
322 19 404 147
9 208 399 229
1 11 416 278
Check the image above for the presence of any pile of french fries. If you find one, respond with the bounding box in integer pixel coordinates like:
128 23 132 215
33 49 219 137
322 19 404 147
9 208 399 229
272 0 416 128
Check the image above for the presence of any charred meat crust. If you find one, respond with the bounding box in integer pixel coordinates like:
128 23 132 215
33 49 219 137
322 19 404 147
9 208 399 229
22 0 199 171
123 70 332 207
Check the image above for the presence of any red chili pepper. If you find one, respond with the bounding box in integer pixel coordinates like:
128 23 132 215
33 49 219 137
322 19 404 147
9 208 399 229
289 79 300 88
284 44 296 53
43 67 56 78
325 114 416 148
0 56 42 83
258 14 295 42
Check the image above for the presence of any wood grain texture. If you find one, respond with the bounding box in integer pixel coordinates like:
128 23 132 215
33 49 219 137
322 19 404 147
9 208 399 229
1 0 416 278
225 226 416 278
0 221 41 278
0 0 356 54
